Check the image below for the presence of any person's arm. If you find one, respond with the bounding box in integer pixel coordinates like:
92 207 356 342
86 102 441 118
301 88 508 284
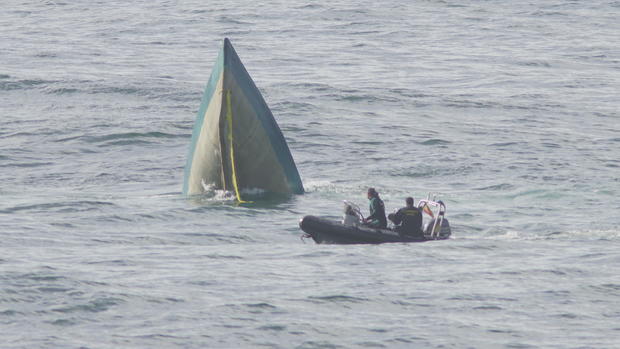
392 209 403 225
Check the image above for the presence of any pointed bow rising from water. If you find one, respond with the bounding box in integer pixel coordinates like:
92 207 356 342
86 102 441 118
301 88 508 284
183 38 304 198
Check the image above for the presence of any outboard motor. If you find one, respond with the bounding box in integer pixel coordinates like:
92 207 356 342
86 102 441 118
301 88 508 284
424 217 451 239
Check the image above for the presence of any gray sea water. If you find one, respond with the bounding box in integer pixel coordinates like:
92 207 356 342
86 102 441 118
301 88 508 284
1 1 619 348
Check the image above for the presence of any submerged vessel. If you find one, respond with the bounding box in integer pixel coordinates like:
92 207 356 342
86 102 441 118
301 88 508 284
300 199 451 244
183 38 304 201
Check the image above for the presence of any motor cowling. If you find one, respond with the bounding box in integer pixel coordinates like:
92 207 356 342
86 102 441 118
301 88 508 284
424 217 451 239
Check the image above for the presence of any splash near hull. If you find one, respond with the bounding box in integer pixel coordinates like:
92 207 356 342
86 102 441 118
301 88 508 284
183 38 304 199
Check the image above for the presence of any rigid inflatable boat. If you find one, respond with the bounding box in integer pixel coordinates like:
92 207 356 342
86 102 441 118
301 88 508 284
300 199 451 244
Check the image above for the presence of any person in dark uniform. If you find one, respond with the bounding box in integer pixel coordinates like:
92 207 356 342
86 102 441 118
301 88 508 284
363 187 387 228
388 197 423 238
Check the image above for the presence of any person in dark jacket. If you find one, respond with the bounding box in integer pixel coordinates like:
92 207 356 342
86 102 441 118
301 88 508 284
388 197 423 238
363 188 387 228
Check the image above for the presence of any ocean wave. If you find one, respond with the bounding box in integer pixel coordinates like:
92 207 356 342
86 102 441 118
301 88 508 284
0 78 55 91
0 75 198 105
474 183 514 191
419 138 451 146
302 180 360 194
78 131 186 146
194 182 238 202
307 295 368 304
271 100 318 113
333 93 400 104
0 200 117 214
0 161 54 169
52 296 125 314
388 164 473 178
478 228 620 241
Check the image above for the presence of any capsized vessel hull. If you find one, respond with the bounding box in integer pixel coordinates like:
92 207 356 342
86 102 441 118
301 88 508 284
183 38 304 199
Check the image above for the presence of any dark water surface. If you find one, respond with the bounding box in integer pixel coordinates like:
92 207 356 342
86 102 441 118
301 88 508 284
1 1 619 348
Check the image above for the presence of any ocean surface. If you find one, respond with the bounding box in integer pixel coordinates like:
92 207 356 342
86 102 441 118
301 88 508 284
1 1 619 348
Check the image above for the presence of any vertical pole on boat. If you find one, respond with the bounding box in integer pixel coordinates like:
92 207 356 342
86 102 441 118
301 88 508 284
433 201 447 239
431 210 440 239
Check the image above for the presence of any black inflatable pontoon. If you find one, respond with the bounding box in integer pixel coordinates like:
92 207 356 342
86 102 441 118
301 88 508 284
300 199 451 245
299 215 427 244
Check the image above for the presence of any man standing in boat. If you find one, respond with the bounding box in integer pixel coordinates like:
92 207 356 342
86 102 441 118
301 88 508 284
388 197 424 238
363 188 387 228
